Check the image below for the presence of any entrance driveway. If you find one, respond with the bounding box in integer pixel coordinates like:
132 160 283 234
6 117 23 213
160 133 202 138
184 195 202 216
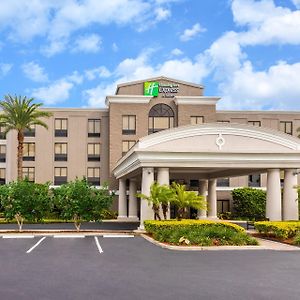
0 235 300 300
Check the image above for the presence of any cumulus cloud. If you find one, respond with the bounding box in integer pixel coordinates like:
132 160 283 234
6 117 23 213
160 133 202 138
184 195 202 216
21 61 48 82
180 23 206 42
84 49 209 107
85 66 111 80
112 42 119 52
0 63 12 77
31 71 83 105
291 0 300 8
170 48 183 56
72 34 102 53
0 0 173 55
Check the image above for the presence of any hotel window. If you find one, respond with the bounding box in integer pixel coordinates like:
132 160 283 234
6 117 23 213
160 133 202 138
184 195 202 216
55 118 68 137
88 143 100 161
122 140 135 155
280 121 293 135
0 145 5 162
189 179 199 191
0 168 5 185
87 167 100 186
24 124 36 137
122 115 136 135
148 104 174 134
190 116 204 125
248 174 261 187
54 143 67 161
217 200 230 213
217 178 230 187
23 167 35 182
88 119 101 137
23 143 35 161
0 123 6 139
248 121 261 127
54 167 67 185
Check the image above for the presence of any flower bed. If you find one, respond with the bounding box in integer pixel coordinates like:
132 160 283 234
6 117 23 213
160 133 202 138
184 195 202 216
144 220 258 246
254 221 300 239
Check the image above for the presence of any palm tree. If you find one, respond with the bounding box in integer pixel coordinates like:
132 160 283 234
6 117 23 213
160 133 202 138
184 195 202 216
170 182 206 220
0 95 52 180
137 182 173 220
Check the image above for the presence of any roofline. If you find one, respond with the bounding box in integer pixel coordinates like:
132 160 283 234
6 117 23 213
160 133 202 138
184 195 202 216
115 76 204 94
217 110 300 115
40 107 109 112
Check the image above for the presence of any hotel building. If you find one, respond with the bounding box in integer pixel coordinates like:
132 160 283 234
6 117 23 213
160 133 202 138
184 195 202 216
1 76 300 226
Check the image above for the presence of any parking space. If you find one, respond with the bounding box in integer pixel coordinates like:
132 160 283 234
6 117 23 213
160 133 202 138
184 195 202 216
0 236 300 299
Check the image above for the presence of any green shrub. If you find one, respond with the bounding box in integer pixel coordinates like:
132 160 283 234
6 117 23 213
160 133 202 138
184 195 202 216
144 220 258 246
232 187 266 220
255 221 300 238
293 233 300 245
54 178 113 231
0 179 52 231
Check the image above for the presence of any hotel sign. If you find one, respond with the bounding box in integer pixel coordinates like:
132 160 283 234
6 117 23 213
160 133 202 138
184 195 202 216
144 81 179 98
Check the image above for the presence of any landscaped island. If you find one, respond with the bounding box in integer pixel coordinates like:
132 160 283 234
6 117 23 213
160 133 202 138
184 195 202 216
144 220 258 246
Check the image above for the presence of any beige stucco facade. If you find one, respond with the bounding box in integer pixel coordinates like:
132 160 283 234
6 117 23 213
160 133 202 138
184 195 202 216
1 76 300 221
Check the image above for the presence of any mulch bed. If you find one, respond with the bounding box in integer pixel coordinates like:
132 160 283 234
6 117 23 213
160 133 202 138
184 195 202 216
251 232 298 247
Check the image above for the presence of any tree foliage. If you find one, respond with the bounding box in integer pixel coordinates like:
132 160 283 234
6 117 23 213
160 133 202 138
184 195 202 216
232 187 266 220
170 182 206 220
54 178 113 231
0 179 52 231
0 95 52 180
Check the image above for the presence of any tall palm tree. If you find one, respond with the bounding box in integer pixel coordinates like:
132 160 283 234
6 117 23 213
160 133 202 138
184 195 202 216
0 95 52 180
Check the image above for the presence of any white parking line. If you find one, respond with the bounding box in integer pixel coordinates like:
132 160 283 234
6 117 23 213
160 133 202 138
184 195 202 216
26 237 46 253
94 236 103 253
103 235 134 238
2 235 35 239
53 235 85 238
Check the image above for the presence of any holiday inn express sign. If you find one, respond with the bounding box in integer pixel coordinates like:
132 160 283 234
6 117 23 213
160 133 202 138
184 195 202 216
144 81 179 98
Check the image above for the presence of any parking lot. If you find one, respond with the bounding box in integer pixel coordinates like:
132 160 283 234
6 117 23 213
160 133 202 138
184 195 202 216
1 235 300 300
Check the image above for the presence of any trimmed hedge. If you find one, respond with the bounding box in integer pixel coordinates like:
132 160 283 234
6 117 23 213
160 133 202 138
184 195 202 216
255 221 300 238
144 220 258 246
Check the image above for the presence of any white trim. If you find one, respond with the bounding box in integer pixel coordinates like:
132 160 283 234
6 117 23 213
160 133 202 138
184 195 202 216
174 96 220 105
138 123 300 150
105 95 152 105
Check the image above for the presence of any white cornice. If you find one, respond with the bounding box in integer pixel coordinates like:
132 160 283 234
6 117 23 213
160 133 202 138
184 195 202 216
105 95 152 106
174 96 221 105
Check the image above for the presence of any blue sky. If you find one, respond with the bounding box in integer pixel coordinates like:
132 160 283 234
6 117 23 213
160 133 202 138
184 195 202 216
0 0 300 110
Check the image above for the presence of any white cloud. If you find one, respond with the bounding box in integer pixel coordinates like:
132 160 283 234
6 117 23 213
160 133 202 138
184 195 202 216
155 7 171 21
219 61 300 110
292 0 300 8
171 48 183 56
85 66 111 80
0 1 174 55
180 23 206 42
0 63 12 77
21 61 48 82
112 43 118 52
84 49 209 107
31 80 74 105
72 34 102 53
232 0 300 46
31 71 83 105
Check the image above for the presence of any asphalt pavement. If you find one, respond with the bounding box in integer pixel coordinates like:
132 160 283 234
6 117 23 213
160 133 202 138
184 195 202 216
0 235 300 300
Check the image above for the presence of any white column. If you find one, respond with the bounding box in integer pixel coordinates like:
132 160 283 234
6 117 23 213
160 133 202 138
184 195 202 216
139 167 154 230
157 168 170 219
266 169 282 221
128 179 139 221
207 179 217 219
283 169 298 221
117 178 127 220
198 180 207 219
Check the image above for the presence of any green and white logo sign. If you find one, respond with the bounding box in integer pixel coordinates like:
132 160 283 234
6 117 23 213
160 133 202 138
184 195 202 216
144 81 159 97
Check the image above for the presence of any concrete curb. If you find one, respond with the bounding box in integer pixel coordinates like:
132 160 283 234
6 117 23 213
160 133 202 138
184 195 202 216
141 234 300 251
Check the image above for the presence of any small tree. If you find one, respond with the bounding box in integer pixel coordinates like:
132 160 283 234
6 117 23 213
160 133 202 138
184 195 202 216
137 182 174 220
54 178 113 231
170 182 206 220
0 180 51 231
232 187 266 220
